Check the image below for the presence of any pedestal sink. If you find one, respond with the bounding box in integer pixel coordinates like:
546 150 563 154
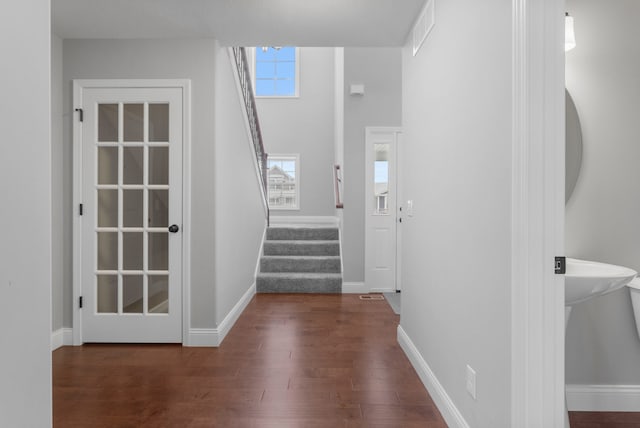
564 258 637 427
565 258 637 307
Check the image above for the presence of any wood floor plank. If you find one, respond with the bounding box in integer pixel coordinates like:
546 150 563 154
569 411 640 428
360 403 441 421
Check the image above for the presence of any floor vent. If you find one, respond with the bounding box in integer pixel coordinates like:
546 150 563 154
359 294 384 301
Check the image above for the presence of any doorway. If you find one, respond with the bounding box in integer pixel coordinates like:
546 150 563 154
364 127 402 293
73 80 190 343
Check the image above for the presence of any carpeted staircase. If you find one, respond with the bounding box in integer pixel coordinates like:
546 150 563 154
257 226 342 293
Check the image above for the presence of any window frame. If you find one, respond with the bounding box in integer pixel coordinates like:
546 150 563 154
251 47 300 99
266 154 300 211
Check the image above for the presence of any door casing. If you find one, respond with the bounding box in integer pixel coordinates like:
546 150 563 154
72 79 192 345
364 127 402 293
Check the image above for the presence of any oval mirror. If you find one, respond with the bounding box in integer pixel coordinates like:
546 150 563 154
566 89 583 203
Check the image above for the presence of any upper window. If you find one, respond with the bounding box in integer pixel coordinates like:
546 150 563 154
267 154 300 210
254 47 299 98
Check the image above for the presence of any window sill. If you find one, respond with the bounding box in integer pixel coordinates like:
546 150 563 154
256 95 300 99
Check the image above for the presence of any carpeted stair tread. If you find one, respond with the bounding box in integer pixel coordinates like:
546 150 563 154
263 240 340 256
256 273 342 293
266 227 338 241
264 240 339 244
258 272 342 278
261 255 341 259
260 256 341 273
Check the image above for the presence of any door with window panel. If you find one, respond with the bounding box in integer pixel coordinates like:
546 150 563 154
81 87 183 342
364 128 399 292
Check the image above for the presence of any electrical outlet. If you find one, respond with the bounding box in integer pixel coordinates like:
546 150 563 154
466 365 477 400
407 200 414 217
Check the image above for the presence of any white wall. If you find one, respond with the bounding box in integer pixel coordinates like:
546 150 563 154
400 0 512 426
52 33 64 332
62 39 218 328
565 0 640 384
342 48 402 282
0 1 52 425
214 45 266 324
256 48 336 217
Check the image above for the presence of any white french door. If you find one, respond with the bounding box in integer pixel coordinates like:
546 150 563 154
76 82 185 343
365 127 401 292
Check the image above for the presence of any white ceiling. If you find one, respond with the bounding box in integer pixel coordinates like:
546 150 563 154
52 0 426 46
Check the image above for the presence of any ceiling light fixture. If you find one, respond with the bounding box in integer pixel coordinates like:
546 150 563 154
565 12 576 52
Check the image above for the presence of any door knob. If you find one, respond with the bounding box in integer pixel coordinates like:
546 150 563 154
168 224 180 233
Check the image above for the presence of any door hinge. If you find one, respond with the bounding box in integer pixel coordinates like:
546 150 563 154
79 203 83 216
79 296 83 309
555 256 566 274
75 108 83 122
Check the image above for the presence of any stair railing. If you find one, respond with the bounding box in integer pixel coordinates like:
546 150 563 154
334 164 344 209
231 47 270 225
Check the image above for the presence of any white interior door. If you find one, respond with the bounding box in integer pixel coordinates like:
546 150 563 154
365 127 401 292
79 85 183 343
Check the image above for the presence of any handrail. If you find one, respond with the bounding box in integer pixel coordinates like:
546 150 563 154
231 47 270 225
334 164 344 209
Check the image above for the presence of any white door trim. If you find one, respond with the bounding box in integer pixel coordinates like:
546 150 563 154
364 127 401 293
395 131 403 292
72 79 192 346
511 1 565 426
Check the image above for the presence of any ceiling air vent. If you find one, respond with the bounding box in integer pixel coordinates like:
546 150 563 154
413 0 435 56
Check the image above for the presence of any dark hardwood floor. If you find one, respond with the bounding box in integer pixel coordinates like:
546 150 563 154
53 294 447 427
569 411 640 428
53 293 640 427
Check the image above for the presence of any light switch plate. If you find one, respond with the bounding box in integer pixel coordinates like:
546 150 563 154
350 84 365 95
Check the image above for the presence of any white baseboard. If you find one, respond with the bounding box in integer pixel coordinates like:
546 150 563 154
187 328 218 347
342 282 367 294
255 226 267 278
372 288 396 293
397 325 470 428
269 215 339 226
56 284 257 349
51 328 73 351
566 384 640 412
186 283 256 347
216 282 256 345
342 282 394 294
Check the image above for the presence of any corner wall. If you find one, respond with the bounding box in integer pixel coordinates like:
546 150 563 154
52 33 64 332
342 48 402 283
565 0 640 387
400 0 512 426
213 45 266 327
0 1 52 425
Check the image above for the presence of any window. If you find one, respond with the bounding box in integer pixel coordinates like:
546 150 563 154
254 47 299 97
373 144 389 215
267 154 299 210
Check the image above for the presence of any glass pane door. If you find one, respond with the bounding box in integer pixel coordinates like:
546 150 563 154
373 143 390 215
95 102 170 315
